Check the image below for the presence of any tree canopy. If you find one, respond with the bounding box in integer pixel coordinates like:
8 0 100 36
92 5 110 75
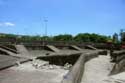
74 33 110 43
0 33 112 43
53 34 73 41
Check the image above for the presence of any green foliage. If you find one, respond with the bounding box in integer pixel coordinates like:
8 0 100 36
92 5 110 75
41 36 53 41
0 34 16 39
0 33 111 43
74 33 110 43
53 34 73 41
74 33 90 42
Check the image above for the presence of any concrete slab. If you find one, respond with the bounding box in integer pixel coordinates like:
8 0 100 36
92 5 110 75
15 45 29 55
0 55 27 70
69 45 82 51
0 45 17 54
46 45 60 52
0 48 17 56
0 61 68 83
85 45 97 50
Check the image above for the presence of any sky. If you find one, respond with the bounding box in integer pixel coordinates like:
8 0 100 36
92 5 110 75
0 0 124 36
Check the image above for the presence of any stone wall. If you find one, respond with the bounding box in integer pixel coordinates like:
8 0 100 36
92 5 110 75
61 51 99 83
110 50 125 75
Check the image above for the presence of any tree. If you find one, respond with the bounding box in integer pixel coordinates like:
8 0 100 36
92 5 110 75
112 33 119 44
120 29 125 43
41 36 52 41
53 34 73 41
0 33 112 43
74 33 110 43
74 33 90 42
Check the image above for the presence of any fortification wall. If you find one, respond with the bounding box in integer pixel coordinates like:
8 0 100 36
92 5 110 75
110 50 125 75
61 52 99 83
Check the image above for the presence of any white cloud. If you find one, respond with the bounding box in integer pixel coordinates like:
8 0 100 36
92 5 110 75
4 22 15 26
0 22 15 27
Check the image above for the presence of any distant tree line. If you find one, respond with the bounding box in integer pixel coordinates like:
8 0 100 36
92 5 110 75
0 33 112 43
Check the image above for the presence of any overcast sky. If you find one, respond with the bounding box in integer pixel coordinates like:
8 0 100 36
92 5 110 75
0 0 124 36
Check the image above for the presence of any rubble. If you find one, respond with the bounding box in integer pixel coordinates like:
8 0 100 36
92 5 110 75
31 59 73 70
32 59 49 69
63 63 72 70
31 59 64 69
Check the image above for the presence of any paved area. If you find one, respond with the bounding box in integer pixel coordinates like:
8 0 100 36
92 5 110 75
81 55 114 83
81 53 125 83
0 61 68 83
0 55 26 69
102 72 125 83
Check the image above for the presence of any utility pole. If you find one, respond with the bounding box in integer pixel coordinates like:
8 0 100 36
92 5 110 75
42 17 48 49
44 17 48 38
